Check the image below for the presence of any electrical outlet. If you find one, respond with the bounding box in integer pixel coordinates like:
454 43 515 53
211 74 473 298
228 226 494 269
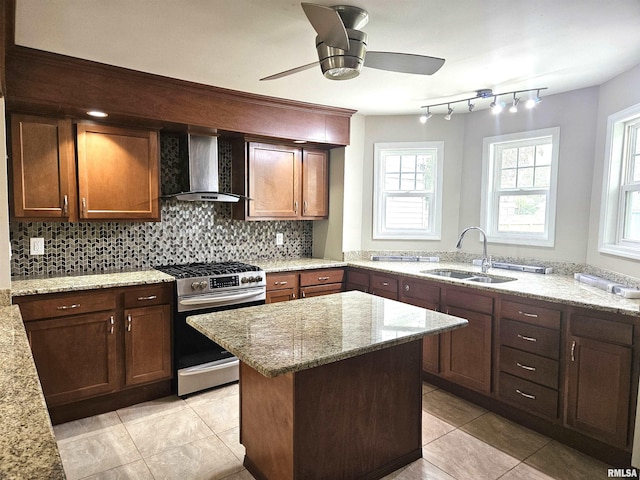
276 233 284 246
30 237 45 255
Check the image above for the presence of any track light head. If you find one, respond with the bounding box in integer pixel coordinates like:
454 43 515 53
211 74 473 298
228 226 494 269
490 96 503 114
444 105 453 120
526 90 542 109
468 100 475 112
419 107 433 123
509 95 520 113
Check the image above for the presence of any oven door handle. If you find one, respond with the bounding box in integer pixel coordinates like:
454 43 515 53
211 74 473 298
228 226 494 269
179 288 265 307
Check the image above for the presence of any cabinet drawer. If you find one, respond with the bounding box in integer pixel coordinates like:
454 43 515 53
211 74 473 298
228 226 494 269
370 273 398 296
500 346 559 389
499 372 558 419
300 283 343 298
501 300 561 330
346 269 369 291
400 278 440 307
501 319 560 359
124 284 172 308
17 291 117 321
299 268 344 287
266 273 298 291
570 314 633 346
445 289 493 314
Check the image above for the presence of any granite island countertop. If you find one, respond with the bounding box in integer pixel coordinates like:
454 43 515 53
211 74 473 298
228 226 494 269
0 306 66 479
187 290 468 377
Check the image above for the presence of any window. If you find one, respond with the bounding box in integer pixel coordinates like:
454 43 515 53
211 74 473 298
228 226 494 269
373 142 444 240
599 103 640 260
481 128 560 246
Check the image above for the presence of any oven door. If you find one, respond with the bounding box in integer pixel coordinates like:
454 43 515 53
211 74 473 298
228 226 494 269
177 287 266 312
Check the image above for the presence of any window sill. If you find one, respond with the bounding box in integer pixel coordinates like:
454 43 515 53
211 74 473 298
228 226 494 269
599 244 640 261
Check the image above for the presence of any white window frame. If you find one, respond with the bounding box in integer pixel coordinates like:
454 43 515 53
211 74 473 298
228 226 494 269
480 127 560 247
373 141 444 240
599 102 640 260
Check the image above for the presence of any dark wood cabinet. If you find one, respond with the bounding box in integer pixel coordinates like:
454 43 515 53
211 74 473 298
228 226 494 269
299 268 343 299
345 268 370 293
565 312 633 448
232 140 329 221
25 311 118 407
15 283 173 416
9 114 77 221
370 272 399 300
76 123 160 221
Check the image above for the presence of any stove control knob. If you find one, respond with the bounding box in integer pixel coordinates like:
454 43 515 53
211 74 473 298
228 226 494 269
241 277 248 283
247 276 255 283
191 281 200 290
199 281 208 290
255 275 263 282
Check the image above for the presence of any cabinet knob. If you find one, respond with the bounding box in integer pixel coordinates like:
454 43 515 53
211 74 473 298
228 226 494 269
404 284 410 291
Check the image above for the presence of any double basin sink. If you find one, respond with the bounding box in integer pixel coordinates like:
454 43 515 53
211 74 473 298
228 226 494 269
420 269 516 284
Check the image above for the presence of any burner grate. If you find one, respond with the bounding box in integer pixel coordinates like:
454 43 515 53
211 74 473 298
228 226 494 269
154 261 261 278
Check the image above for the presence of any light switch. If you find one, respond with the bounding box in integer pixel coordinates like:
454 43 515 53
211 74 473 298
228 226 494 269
30 237 45 255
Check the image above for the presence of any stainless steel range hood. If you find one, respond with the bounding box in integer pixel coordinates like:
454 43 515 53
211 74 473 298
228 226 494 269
164 133 242 202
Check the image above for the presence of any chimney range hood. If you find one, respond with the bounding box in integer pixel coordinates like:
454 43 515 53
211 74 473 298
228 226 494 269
164 133 242 202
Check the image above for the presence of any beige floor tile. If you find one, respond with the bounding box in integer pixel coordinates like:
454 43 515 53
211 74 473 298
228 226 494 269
191 393 240 433
54 411 121 442
524 441 611 480
383 458 456 479
56 424 141 480
422 382 439 395
422 429 520 480
219 469 256 480
116 395 186 424
217 426 245 461
184 382 240 407
422 410 456 445
422 389 487 427
499 462 556 480
460 412 551 460
144 435 244 480
124 408 214 457
81 459 154 480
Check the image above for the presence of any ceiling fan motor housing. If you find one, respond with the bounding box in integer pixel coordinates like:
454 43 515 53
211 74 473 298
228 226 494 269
316 29 367 80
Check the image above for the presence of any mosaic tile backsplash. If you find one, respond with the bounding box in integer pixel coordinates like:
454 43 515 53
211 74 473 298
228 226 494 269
10 136 313 277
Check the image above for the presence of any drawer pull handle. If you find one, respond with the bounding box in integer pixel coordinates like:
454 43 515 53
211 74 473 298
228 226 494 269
518 310 538 318
382 282 389 286
318 276 330 281
109 316 114 335
275 281 288 286
517 334 537 342
57 303 80 310
127 313 132 332
137 295 157 301
304 200 308 214
516 389 536 400
571 340 576 362
516 362 536 372
81 197 87 217
62 194 69 216
294 201 298 214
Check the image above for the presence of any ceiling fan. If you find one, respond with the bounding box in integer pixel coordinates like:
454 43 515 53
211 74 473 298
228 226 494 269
260 3 445 81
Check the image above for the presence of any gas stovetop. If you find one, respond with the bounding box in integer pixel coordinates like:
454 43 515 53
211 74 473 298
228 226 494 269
154 261 262 279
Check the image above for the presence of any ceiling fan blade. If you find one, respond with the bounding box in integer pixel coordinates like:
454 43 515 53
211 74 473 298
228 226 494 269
260 61 320 81
301 3 349 50
364 52 445 75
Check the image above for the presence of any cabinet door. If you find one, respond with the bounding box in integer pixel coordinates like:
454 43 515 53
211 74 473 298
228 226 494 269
266 289 297 303
25 312 118 406
124 304 172 386
441 306 492 393
10 114 77 220
248 143 300 219
300 283 342 298
566 335 631 447
76 123 160 221
301 149 328 218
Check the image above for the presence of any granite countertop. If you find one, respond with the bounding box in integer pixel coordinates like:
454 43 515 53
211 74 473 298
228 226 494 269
0 306 66 479
347 260 640 317
187 290 467 377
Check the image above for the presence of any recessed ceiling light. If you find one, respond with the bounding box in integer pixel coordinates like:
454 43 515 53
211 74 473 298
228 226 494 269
87 110 108 118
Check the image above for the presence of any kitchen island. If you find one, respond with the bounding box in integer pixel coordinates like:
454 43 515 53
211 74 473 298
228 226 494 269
187 290 467 480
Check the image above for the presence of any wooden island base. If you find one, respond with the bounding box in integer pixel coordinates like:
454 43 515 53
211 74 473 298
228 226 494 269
239 340 423 480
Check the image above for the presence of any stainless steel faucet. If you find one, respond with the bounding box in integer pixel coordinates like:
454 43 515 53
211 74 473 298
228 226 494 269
456 226 491 273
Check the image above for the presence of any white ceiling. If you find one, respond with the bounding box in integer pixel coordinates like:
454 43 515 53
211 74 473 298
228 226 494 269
13 0 640 115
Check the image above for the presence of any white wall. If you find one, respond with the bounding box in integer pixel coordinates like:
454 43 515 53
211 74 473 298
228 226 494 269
0 99 11 289
586 63 640 277
361 114 465 252
459 87 599 261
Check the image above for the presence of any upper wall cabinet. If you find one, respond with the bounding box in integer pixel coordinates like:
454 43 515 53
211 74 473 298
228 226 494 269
76 123 160 221
231 140 329 221
9 114 161 222
10 114 78 221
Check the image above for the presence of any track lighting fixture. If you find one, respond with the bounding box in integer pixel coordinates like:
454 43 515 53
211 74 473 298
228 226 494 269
418 87 547 122
444 105 453 120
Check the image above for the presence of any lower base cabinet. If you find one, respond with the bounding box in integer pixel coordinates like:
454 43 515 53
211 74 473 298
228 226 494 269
17 283 173 416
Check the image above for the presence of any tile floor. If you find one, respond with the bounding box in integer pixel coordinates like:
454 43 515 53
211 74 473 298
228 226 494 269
54 382 612 480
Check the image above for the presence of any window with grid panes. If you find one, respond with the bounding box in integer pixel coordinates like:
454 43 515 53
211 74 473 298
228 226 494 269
481 128 560 246
373 142 444 239
599 104 640 259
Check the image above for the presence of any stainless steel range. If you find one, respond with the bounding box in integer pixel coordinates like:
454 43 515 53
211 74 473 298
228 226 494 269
154 261 266 396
